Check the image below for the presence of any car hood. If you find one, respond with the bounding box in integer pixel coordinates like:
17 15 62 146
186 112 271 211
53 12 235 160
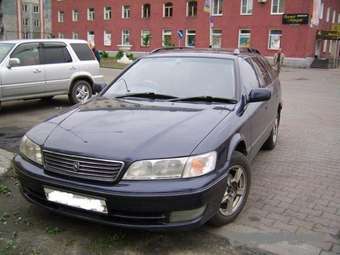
42 97 233 161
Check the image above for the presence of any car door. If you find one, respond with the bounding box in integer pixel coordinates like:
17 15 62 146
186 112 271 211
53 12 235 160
239 58 267 156
40 42 74 93
248 57 274 152
1 42 45 99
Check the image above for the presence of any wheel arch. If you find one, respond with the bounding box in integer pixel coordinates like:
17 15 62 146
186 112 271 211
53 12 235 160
226 133 248 162
69 75 94 94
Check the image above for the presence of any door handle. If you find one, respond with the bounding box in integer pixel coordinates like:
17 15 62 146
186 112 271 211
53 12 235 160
33 69 42 73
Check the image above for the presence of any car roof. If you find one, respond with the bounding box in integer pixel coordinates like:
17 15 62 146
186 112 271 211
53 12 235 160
144 47 260 60
0 39 88 45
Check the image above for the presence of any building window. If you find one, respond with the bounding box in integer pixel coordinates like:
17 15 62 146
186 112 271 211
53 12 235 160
72 32 79 39
72 10 79 22
326 7 330 22
58 33 64 39
211 29 222 48
163 2 173 17
23 32 30 39
329 40 333 53
162 29 173 47
22 4 28 12
33 19 40 27
58 11 64 23
122 5 130 19
338 13 340 23
332 10 336 23
239 29 251 47
211 0 223 16
268 30 282 49
23 18 29 26
104 31 112 46
87 8 95 21
104 7 112 20
241 0 252 15
142 4 151 19
87 31 95 43
187 1 197 17
33 5 39 13
121 29 130 46
185 30 196 47
141 30 151 47
271 0 284 15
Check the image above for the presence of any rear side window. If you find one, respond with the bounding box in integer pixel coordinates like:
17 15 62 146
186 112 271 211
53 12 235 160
40 43 72 64
70 43 96 61
11 43 40 66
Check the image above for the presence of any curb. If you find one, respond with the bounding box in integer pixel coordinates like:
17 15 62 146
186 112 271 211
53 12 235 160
0 148 14 176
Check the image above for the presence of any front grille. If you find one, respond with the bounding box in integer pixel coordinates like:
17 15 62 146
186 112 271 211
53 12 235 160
43 150 124 182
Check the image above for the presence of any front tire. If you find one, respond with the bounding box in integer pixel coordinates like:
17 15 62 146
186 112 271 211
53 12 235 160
210 151 251 226
69 80 92 104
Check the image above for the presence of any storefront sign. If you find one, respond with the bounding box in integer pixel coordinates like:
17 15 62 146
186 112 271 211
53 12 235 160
282 13 309 25
316 30 340 40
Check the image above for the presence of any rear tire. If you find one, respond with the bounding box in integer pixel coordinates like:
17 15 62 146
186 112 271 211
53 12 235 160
209 151 251 227
69 80 92 104
262 115 279 150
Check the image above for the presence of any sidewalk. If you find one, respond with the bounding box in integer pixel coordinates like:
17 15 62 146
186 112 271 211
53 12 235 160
0 148 13 176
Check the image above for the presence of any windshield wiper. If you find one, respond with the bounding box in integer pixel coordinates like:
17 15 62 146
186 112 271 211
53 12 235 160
170 96 238 104
115 92 178 100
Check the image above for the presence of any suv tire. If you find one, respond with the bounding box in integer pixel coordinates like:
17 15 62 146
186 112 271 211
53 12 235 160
69 80 93 104
262 115 279 150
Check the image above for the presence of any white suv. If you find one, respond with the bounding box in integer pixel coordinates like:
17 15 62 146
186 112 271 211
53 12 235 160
0 39 104 107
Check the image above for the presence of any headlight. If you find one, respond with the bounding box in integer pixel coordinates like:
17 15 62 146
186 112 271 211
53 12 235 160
19 136 43 165
123 151 217 180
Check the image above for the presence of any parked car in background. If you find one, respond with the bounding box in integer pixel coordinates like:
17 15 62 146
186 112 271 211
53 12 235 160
0 39 104 109
14 48 282 230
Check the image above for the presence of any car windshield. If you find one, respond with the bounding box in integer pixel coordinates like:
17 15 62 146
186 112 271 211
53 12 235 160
0 43 15 63
104 57 236 100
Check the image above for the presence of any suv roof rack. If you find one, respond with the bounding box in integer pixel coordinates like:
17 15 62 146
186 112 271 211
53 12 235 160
150 47 261 55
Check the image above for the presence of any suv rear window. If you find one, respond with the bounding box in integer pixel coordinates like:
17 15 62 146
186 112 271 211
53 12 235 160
70 43 96 61
40 43 72 64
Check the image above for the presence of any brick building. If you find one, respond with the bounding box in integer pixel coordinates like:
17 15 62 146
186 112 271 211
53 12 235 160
52 0 340 67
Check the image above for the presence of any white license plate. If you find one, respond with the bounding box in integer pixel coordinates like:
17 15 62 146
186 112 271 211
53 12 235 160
44 187 108 214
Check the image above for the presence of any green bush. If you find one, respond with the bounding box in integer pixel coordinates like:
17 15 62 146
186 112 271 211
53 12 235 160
100 51 109 58
127 53 134 60
115 50 124 60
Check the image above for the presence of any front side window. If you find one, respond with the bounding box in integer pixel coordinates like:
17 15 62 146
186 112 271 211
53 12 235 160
58 11 64 23
241 0 253 15
271 0 284 14
122 5 130 19
141 30 151 47
104 7 112 20
87 8 95 21
187 1 197 17
0 43 15 63
212 0 223 15
122 29 130 46
11 43 40 67
211 29 222 48
252 57 272 86
72 10 79 22
105 57 236 100
104 31 112 46
162 29 173 47
142 4 151 18
268 30 282 50
239 29 251 48
186 30 196 47
164 2 173 17
240 58 259 92
40 43 72 64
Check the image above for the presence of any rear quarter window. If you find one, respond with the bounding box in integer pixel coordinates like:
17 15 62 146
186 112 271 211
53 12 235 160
70 43 96 61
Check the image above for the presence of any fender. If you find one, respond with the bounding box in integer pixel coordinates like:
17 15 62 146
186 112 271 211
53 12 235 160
69 71 94 88
226 133 248 162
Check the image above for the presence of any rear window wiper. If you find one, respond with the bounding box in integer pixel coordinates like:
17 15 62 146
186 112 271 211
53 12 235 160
170 96 238 104
115 92 178 100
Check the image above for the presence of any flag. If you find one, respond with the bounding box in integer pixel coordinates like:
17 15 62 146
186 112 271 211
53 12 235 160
204 0 211 13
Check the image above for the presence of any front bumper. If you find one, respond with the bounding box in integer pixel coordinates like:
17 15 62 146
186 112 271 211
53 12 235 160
14 155 230 230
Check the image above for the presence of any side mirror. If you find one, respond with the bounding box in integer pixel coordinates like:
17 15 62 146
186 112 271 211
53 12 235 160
93 83 107 94
7 58 20 68
248 88 271 103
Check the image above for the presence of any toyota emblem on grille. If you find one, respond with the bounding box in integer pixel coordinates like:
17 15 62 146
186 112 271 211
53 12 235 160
73 161 80 172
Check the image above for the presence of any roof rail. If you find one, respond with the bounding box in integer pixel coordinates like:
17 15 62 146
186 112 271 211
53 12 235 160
150 47 261 55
